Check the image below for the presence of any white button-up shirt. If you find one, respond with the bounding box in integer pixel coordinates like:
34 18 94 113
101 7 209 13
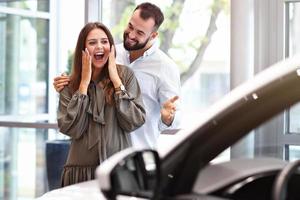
116 41 181 149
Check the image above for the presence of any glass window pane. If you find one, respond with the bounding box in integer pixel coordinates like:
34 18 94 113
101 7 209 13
56 0 85 74
289 103 300 133
288 2 300 56
0 14 49 115
0 127 58 199
0 0 49 12
287 145 300 161
287 2 300 133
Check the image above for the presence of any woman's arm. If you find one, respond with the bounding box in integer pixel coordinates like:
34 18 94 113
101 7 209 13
114 67 146 132
57 87 90 139
57 48 92 138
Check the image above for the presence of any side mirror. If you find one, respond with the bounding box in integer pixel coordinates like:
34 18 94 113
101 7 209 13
97 148 160 200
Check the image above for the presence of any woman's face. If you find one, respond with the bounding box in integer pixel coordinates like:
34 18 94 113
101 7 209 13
85 28 110 69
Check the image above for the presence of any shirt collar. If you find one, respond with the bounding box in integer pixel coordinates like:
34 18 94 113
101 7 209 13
143 39 159 57
125 39 159 60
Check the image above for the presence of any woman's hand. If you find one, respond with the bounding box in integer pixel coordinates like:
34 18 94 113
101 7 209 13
79 48 92 94
108 45 122 88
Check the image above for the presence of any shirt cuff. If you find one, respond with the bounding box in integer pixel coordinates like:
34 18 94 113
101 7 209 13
158 110 181 132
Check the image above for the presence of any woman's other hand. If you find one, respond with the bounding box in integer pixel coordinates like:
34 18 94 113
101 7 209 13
108 45 122 88
79 48 92 94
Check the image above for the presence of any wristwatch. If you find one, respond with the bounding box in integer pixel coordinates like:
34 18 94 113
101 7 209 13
115 84 126 92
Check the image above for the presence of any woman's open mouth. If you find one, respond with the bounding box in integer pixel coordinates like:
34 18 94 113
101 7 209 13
94 52 104 60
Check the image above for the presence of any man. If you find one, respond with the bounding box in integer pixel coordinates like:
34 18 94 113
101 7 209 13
54 2 181 149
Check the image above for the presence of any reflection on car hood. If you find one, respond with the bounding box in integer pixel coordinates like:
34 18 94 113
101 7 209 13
36 180 105 200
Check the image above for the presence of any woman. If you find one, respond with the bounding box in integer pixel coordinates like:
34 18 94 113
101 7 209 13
57 22 146 186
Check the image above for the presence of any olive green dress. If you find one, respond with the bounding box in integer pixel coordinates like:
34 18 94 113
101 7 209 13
57 65 146 186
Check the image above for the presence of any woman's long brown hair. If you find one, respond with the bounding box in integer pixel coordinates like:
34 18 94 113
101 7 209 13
69 22 118 105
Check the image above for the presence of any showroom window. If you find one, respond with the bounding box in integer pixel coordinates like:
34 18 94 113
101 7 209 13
0 1 51 198
0 0 84 199
286 1 300 134
0 0 49 12
284 0 300 160
247 0 300 162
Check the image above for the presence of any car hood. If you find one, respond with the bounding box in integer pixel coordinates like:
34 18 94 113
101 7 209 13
36 180 105 200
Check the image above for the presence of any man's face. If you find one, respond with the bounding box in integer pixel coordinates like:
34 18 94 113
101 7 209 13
123 9 156 51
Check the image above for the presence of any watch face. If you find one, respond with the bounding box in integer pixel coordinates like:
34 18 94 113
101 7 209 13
120 85 125 91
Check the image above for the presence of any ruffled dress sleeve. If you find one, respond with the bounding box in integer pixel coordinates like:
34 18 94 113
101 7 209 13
57 87 90 139
114 66 146 132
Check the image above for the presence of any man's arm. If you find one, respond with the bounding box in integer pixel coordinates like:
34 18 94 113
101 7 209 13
157 56 181 130
53 72 70 92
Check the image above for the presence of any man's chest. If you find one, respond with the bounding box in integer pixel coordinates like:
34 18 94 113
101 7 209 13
133 71 159 104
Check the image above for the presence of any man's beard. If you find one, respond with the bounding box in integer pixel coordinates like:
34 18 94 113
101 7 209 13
123 32 150 51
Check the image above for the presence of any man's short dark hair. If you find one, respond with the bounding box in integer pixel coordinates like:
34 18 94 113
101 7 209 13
134 2 164 31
